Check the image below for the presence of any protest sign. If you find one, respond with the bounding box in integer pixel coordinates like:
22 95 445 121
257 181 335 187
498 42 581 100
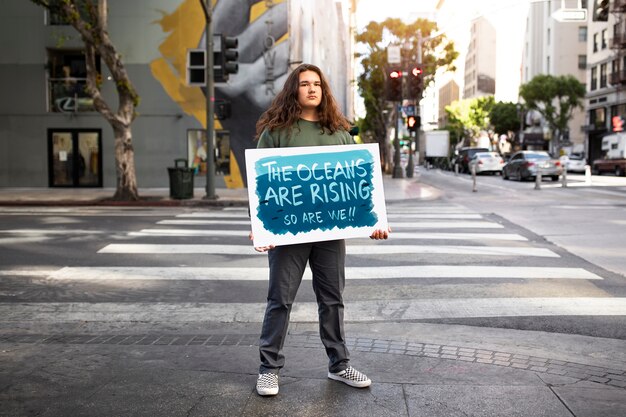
245 144 388 247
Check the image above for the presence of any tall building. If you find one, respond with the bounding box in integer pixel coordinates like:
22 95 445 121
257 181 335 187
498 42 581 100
0 0 353 189
521 0 587 153
438 80 460 128
585 0 626 164
463 16 496 99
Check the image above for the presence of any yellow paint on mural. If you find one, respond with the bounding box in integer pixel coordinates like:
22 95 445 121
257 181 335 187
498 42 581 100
150 0 242 188
250 0 286 23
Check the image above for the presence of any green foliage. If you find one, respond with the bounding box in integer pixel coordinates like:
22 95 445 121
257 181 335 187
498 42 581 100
355 18 458 145
489 101 520 135
519 74 586 135
444 97 494 142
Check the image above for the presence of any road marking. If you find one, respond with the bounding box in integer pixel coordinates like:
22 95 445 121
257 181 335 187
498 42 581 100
128 229 527 241
47 266 602 280
390 221 503 229
2 297 623 322
0 270 57 277
157 219 251 225
129 229 250 237
97 244 558 257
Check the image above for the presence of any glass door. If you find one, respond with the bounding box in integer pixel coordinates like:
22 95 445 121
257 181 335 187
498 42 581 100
48 129 102 187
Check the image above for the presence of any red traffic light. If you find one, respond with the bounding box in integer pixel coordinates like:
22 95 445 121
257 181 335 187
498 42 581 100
389 70 402 79
411 67 423 77
408 116 416 128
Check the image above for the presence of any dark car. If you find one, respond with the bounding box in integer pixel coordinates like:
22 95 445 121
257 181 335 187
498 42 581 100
455 147 489 173
502 151 563 181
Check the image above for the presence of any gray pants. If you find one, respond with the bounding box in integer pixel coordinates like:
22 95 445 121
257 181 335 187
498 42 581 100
259 239 349 374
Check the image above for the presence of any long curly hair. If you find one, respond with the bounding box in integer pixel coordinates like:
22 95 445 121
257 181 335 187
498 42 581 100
255 64 351 140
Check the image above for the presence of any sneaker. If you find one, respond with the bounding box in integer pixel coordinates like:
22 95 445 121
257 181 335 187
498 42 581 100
256 373 279 396
328 366 371 388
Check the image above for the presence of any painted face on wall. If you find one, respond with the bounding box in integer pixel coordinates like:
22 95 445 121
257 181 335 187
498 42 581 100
297 70 322 111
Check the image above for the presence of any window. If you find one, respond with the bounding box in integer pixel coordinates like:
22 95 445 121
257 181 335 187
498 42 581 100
547 56 551 74
600 63 607 88
593 33 598 52
578 26 587 42
47 49 100 113
578 55 587 70
590 107 606 129
602 29 608 49
591 66 598 90
547 28 551 45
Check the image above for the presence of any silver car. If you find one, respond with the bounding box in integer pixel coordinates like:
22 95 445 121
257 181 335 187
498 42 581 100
468 152 505 175
502 151 563 181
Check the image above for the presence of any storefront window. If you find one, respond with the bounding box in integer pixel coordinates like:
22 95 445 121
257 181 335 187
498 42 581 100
47 50 99 113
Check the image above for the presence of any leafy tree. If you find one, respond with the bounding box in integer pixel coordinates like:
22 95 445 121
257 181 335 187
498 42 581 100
32 0 140 200
489 101 521 136
355 18 458 171
444 96 494 146
518 74 586 146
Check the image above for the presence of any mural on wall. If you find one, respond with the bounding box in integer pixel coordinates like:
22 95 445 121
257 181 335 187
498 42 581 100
150 0 289 188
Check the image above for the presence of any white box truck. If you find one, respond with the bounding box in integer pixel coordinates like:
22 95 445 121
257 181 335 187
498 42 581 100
592 133 626 176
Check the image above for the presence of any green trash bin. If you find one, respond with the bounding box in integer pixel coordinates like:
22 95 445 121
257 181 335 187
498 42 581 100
168 159 194 199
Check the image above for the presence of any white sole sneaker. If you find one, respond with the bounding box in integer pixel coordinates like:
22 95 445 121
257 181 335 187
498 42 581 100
256 373 279 396
328 366 372 388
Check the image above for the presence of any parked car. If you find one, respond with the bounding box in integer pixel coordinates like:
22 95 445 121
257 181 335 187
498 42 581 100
455 147 489 173
468 152 505 175
565 153 587 173
502 151 563 181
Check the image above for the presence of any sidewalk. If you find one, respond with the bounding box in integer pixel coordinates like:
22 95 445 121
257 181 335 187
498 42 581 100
0 175 441 207
1 176 625 415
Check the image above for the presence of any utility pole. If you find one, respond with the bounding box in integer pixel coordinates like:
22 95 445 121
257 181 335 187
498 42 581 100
199 0 217 200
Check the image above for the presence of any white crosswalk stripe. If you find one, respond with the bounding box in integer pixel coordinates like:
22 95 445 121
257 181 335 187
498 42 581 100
98 243 559 257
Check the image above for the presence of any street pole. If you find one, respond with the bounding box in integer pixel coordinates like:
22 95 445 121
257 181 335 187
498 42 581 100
392 102 403 178
199 0 217 200
406 130 414 177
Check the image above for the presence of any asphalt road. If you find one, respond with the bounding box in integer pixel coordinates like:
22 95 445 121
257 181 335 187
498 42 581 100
0 172 625 340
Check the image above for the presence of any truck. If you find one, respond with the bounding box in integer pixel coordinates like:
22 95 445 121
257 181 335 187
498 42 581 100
592 133 626 176
423 130 450 168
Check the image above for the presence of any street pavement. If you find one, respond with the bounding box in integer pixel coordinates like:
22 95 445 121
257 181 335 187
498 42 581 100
1 175 625 416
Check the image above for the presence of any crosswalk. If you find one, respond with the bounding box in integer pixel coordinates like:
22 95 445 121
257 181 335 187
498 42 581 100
3 202 624 324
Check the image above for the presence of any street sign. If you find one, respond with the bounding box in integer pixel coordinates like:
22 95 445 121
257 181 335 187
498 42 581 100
551 8 587 22
387 45 401 64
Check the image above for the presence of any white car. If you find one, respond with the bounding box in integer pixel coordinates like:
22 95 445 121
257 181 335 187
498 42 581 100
468 152 505 175
565 153 587 173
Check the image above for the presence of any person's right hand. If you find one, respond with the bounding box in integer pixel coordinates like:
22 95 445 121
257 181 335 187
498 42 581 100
249 231 275 252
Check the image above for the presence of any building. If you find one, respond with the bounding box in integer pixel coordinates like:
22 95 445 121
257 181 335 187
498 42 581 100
438 80 460 128
463 16 496 99
521 0 587 153
585 0 626 164
0 0 353 189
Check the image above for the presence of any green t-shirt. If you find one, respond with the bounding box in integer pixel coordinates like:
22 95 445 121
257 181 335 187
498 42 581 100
257 119 353 148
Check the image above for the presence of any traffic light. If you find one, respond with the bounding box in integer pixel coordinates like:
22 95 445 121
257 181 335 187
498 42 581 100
187 49 206 86
215 99 232 120
385 67 403 101
214 34 238 82
407 115 420 132
594 0 609 21
407 66 424 98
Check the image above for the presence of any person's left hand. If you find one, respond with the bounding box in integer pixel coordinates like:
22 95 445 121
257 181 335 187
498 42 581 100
370 226 391 240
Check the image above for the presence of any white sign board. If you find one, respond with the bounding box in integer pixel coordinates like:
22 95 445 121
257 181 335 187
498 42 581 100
245 144 388 247
387 45 401 64
551 8 587 22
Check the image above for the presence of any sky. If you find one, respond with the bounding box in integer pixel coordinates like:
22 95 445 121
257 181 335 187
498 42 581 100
352 0 530 105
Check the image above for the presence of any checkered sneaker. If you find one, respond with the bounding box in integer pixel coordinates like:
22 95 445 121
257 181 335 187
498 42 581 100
328 366 372 388
256 373 279 396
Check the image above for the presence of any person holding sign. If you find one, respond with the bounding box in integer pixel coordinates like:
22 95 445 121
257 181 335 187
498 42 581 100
251 64 390 396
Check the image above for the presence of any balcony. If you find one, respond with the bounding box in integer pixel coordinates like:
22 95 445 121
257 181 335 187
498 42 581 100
609 70 626 85
610 33 626 49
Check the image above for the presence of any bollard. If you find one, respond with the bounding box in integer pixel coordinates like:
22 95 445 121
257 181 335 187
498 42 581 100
534 169 542 190
471 165 477 192
585 165 592 185
561 167 567 188
454 163 459 176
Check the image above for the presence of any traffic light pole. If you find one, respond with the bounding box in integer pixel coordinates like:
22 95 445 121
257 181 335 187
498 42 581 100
392 102 403 178
199 0 217 200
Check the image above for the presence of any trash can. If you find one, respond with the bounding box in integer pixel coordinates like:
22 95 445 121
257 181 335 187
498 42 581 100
167 159 194 199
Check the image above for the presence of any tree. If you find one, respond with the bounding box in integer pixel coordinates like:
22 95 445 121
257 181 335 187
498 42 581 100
32 0 140 200
489 101 521 136
518 74 586 148
355 18 457 171
444 96 494 146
